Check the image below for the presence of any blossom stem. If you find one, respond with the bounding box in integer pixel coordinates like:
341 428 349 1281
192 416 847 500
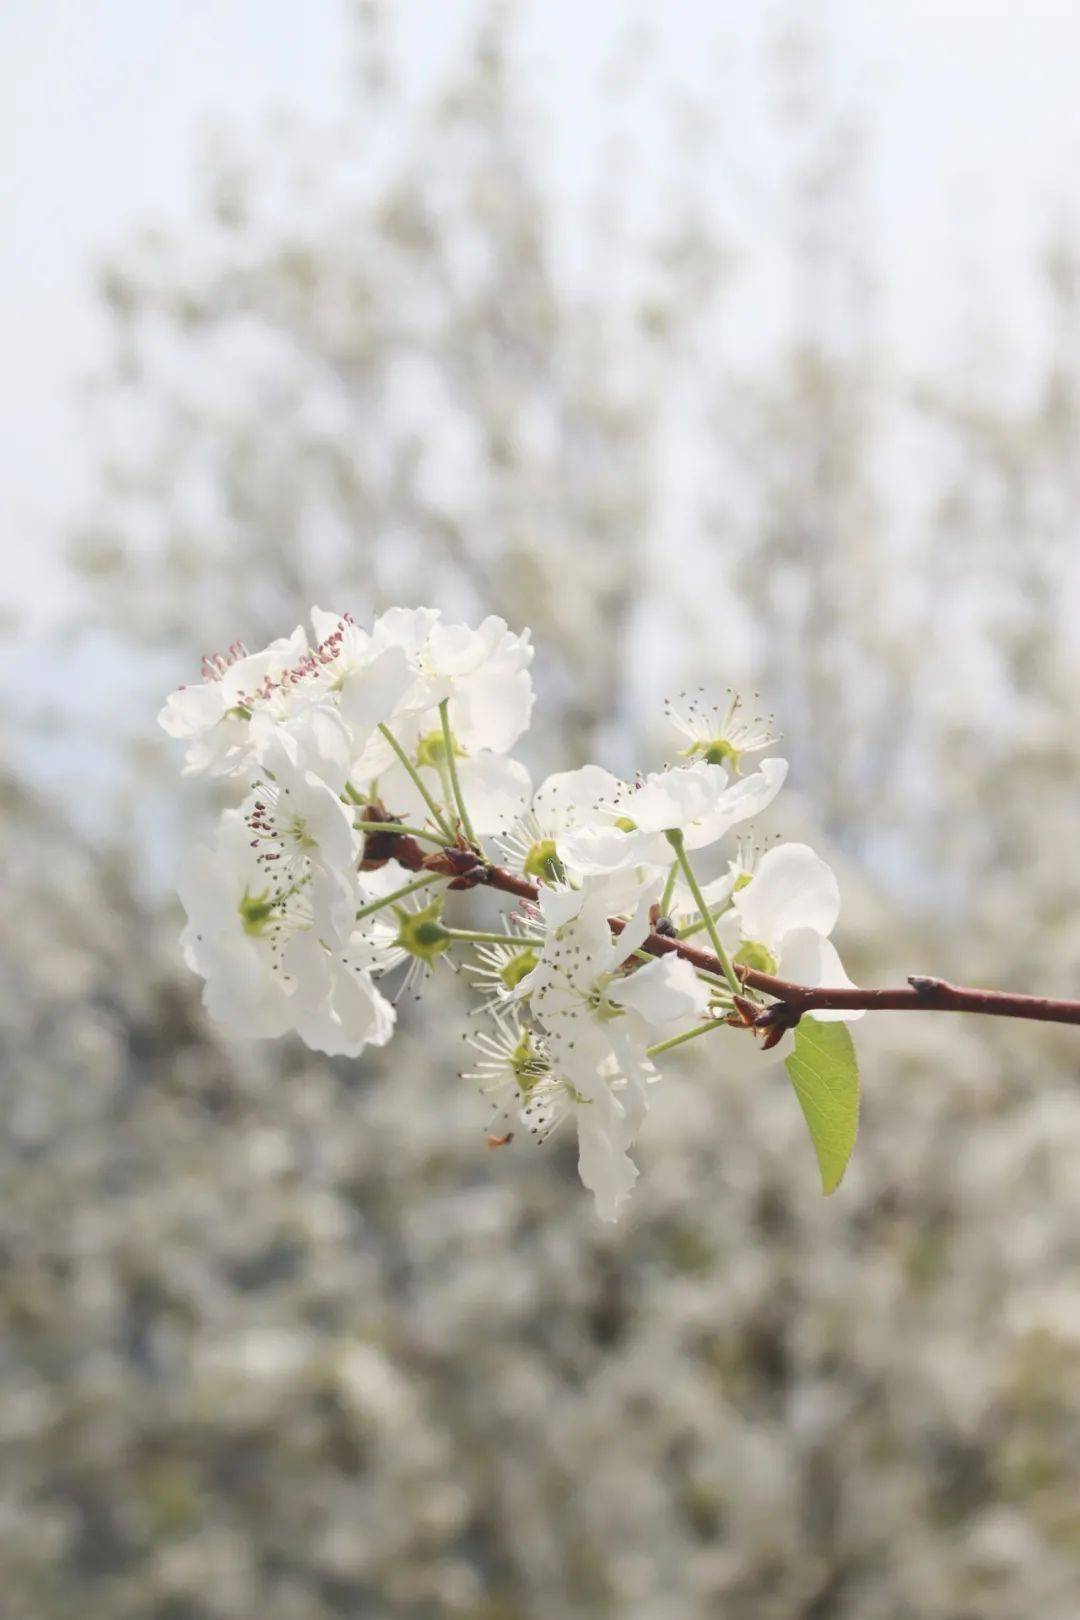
438 699 480 851
355 873 444 923
377 723 455 841
678 899 732 940
646 1018 728 1059
658 860 679 917
356 820 454 847
664 830 742 997
444 927 545 948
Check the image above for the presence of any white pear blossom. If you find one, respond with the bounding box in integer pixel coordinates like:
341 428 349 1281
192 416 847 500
177 808 395 1056
665 687 780 771
559 757 787 877
158 611 421 789
499 763 623 883
517 877 711 1220
347 611 535 786
463 1007 551 1120
718 842 863 1022
158 626 307 776
411 613 534 754
248 731 361 943
464 918 544 1015
177 811 296 1041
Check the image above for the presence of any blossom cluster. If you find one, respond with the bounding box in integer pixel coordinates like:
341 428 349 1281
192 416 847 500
161 608 859 1219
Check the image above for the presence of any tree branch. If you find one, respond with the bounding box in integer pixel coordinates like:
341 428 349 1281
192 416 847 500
366 827 1080 1030
737 970 1080 1027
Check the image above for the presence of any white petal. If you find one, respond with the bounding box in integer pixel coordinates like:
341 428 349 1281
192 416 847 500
217 626 308 707
558 823 666 877
536 884 587 932
293 961 397 1056
532 765 622 834
610 953 711 1029
338 645 412 742
371 605 440 658
605 881 662 973
778 928 864 1022
158 681 227 739
626 761 720 834
455 753 532 836
372 758 439 828
309 863 360 948
685 756 789 849
198 940 293 1039
252 703 353 791
575 1104 639 1223
451 669 534 754
734 841 840 948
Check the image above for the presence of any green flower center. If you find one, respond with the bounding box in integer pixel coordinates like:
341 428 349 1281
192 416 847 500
394 899 452 962
586 978 623 1022
687 737 740 769
523 839 565 886
500 948 539 990
415 730 465 769
734 940 778 976
510 1031 548 1095
238 888 276 937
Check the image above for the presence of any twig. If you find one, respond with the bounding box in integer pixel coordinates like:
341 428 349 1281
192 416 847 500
362 830 1080 1029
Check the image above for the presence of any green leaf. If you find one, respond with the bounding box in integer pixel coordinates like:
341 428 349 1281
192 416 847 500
784 1019 860 1195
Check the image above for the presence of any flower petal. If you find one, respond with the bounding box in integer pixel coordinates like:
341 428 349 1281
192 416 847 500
734 842 840 947
455 753 532 836
532 765 622 834
777 928 864 1022
684 756 788 848
610 953 711 1029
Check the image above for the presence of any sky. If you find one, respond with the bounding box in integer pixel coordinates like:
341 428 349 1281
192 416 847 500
4 0 1080 629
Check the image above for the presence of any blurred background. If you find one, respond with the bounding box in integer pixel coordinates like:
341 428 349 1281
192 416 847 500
4 2 1080 1615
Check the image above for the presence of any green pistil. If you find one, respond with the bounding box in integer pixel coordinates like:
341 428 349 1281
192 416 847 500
733 940 777 976
291 820 316 851
511 1031 548 1095
687 737 741 769
500 948 539 990
587 980 624 1022
394 898 452 964
238 888 276 936
523 839 565 886
415 729 464 770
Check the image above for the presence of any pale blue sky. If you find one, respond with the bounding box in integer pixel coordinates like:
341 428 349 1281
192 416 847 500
4 0 1080 624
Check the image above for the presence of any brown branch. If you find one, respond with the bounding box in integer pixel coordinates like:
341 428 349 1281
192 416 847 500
737 970 1080 1027
362 820 1080 1030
